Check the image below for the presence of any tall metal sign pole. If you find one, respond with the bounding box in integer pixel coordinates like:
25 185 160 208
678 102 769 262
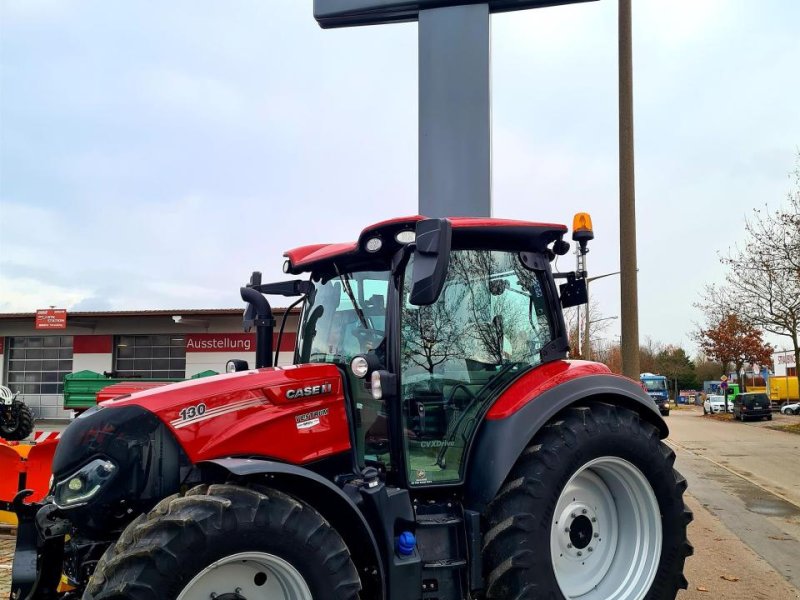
314 0 596 218
618 0 640 378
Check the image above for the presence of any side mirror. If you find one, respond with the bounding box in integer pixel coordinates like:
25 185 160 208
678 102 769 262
409 218 452 306
559 274 588 308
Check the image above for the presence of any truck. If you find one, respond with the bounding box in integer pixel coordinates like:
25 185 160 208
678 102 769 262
640 373 670 416
11 215 691 600
768 376 799 404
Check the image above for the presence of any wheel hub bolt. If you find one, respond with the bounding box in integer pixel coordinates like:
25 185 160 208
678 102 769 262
588 547 593 552
571 512 577 518
577 551 583 556
567 543 573 548
593 532 599 538
582 509 587 514
591 517 597 523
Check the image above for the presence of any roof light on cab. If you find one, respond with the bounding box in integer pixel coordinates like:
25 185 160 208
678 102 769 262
572 212 594 253
395 230 416 244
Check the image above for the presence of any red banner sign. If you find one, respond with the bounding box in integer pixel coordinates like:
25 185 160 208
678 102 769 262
35 309 67 330
185 333 255 353
184 332 297 353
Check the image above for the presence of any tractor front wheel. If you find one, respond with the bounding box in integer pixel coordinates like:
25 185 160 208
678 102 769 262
483 403 692 600
84 484 361 600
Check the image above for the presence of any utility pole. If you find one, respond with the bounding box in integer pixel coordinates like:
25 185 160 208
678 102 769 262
618 0 640 379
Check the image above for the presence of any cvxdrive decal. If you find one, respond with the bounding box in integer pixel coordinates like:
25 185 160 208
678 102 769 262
286 382 332 400
170 398 263 429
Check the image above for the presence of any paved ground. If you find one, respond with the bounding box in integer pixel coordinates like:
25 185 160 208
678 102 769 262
670 405 800 596
0 535 12 596
678 494 799 599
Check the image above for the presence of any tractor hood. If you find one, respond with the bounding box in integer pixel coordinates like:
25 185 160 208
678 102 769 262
50 364 349 532
94 363 350 464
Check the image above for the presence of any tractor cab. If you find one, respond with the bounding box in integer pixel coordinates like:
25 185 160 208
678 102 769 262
238 216 581 488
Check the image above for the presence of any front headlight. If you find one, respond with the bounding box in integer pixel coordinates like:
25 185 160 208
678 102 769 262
53 458 118 508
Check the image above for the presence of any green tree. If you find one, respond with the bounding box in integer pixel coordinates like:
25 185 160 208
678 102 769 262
654 346 697 396
694 358 725 386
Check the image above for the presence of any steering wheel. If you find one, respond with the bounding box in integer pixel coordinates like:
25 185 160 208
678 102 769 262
352 327 384 351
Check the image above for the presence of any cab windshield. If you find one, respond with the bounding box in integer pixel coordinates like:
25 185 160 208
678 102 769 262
296 270 391 366
643 379 668 392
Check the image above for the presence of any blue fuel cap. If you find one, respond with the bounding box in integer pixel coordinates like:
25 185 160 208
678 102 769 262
397 531 416 556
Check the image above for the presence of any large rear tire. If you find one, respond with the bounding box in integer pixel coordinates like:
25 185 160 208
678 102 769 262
483 402 692 600
83 484 361 600
0 400 34 441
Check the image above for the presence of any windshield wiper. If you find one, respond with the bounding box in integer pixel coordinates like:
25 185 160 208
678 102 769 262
337 270 370 329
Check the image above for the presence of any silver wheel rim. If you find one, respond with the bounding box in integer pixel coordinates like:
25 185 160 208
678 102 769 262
550 457 662 600
177 551 312 600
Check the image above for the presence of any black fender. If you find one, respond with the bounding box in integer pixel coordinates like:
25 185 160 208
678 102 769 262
201 457 385 599
464 374 667 513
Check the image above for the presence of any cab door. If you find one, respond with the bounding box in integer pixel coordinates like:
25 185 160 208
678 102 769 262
398 249 556 487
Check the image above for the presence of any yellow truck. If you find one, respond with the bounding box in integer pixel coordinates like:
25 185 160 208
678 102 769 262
768 376 799 403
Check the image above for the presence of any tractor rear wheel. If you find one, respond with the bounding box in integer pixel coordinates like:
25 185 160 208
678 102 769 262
483 403 692 600
83 484 361 600
0 400 34 441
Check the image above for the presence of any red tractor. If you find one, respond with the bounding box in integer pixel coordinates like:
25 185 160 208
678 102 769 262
12 216 691 600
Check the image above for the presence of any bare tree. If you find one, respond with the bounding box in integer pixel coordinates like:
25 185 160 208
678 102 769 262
698 157 800 379
564 299 614 360
401 298 467 374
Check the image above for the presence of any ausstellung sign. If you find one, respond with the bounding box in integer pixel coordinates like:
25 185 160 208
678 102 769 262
185 333 255 353
315 0 596 27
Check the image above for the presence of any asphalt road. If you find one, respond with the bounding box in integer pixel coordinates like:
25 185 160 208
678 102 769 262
669 406 800 595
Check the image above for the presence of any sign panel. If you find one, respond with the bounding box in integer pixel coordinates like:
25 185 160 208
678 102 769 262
314 0 596 28
184 333 298 353
35 309 67 330
185 333 255 353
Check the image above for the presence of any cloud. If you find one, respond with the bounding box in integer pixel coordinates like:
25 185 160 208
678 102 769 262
1 0 798 356
0 276 91 312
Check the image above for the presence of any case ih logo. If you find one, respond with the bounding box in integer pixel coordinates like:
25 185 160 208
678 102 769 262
286 383 332 400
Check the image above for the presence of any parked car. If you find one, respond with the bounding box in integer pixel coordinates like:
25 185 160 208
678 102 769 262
733 392 773 421
780 401 800 415
703 394 730 414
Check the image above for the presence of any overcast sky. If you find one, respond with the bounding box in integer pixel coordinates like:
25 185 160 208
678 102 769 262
1 0 798 355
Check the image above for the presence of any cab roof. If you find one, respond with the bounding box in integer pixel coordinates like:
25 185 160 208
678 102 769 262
283 215 568 276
